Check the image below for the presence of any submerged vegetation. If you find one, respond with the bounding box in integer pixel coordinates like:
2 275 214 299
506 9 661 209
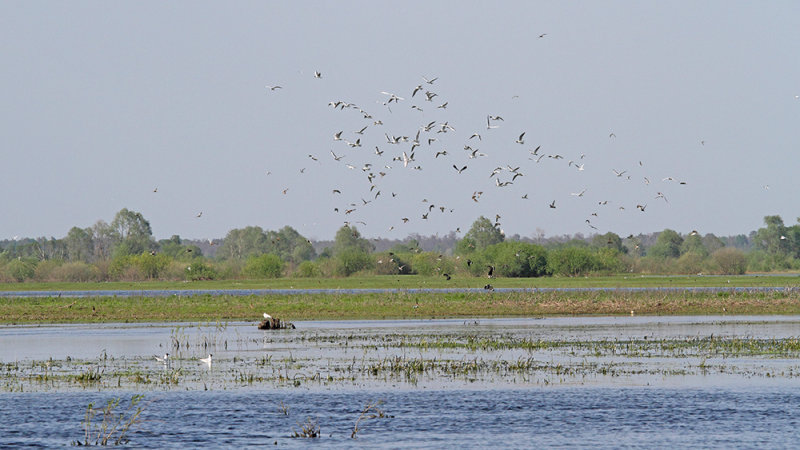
4 319 800 395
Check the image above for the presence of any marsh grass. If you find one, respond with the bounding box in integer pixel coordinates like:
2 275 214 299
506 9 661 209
292 417 320 438
351 400 388 439
76 394 146 446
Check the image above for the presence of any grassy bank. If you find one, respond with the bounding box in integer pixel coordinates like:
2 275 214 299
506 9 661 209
1 273 800 292
2 289 800 324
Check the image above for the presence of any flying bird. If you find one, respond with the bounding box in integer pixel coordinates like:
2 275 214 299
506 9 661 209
515 132 525 144
453 165 467 174
265 85 282 91
314 71 322 78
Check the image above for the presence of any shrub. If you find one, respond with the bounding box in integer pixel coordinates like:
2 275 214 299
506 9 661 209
547 247 598 277
33 259 63 281
373 252 408 275
133 253 171 279
294 260 322 278
334 249 374 277
244 253 284 278
476 242 549 278
712 248 747 275
185 260 217 280
4 259 36 282
50 262 100 282
676 252 705 274
410 252 454 277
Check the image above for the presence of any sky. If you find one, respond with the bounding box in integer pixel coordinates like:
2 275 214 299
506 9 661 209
1 1 799 242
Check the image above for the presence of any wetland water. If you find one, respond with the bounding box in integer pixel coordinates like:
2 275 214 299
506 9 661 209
2 316 800 446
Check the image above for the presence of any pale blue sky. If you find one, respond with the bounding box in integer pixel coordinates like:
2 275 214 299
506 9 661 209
1 1 798 241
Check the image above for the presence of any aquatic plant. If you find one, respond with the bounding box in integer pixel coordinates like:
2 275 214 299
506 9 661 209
76 394 146 446
292 417 320 438
351 400 388 439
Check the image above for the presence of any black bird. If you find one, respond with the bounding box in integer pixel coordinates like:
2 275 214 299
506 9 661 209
487 265 495 278
443 273 451 281
466 259 472 267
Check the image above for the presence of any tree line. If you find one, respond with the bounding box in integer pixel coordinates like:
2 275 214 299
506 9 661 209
0 209 797 282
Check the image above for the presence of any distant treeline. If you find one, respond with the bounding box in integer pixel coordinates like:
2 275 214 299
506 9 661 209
0 209 797 282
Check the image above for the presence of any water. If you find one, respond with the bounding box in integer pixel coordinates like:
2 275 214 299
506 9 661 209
1 388 797 447
2 316 800 446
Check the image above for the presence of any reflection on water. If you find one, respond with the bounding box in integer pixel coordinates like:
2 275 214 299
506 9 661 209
2 316 800 446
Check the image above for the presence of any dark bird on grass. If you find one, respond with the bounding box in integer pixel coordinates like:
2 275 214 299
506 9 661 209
487 265 495 278
466 259 472 267
443 273 451 281
484 284 494 291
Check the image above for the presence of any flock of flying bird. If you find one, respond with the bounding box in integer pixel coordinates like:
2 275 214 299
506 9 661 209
260 67 691 239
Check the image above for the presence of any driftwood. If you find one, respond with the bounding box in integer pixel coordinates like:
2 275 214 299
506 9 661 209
258 317 296 330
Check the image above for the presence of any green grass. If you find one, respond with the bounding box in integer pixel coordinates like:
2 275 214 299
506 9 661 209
2 273 800 292
2 288 800 324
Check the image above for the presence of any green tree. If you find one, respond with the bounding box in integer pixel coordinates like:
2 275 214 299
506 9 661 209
459 216 504 252
216 226 269 260
680 233 708 257
264 226 316 263
753 215 789 255
332 226 374 255
65 227 94 262
331 226 374 276
701 233 725 254
91 220 115 261
592 232 625 253
110 208 154 256
473 242 548 277
648 229 683 259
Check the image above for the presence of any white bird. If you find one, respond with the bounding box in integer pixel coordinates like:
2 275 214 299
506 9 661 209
263 313 272 320
422 76 438 84
200 354 213 365
155 353 170 364
571 189 587 197
515 132 525 144
380 91 404 103
401 151 411 167
314 70 322 78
